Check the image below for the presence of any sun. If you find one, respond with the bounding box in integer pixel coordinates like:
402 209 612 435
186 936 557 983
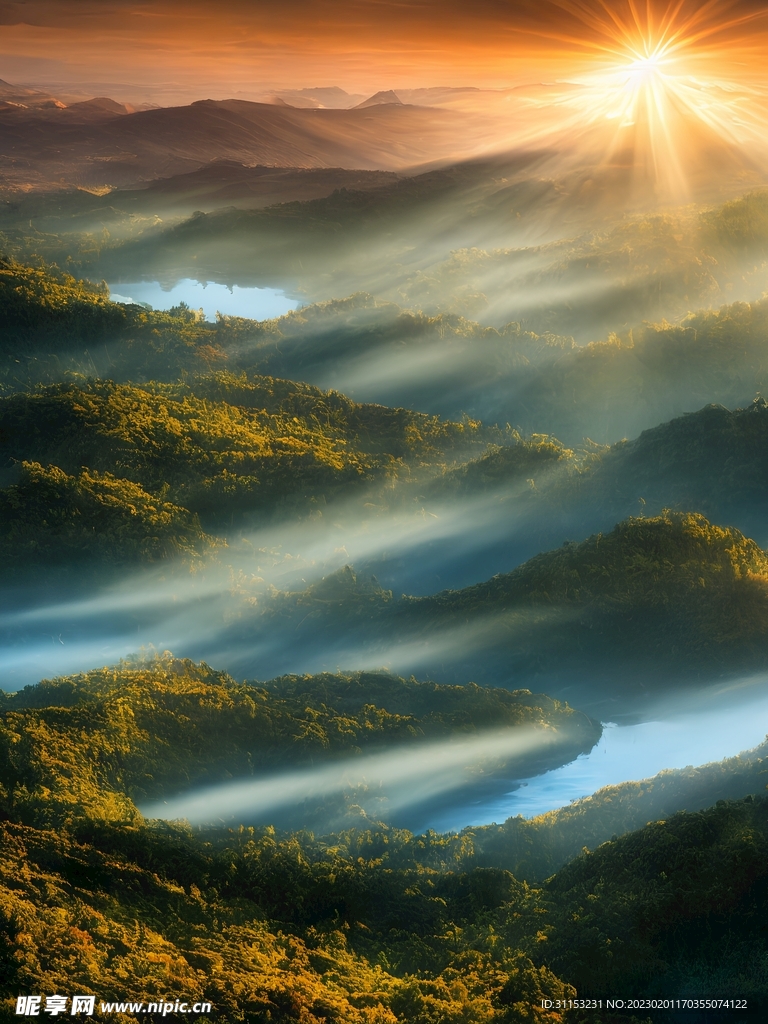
522 1 768 199
603 41 679 128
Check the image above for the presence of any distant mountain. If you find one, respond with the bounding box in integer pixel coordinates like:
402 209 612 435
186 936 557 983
299 86 365 106
66 96 130 116
0 96 470 190
270 86 365 109
355 89 404 108
0 79 156 114
0 76 66 110
396 86 482 105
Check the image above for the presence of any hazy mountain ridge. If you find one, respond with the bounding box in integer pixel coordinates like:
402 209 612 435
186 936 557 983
0 163 402 234
7 182 768 449
66 175 768 341
426 398 768 579
0 96 473 191
233 291 768 445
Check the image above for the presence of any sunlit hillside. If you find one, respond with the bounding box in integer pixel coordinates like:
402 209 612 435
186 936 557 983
1 655 767 1019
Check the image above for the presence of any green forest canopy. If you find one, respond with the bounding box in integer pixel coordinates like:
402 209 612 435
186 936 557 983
1 654 766 1022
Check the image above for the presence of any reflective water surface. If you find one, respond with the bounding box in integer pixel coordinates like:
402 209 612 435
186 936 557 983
426 677 768 832
109 278 298 320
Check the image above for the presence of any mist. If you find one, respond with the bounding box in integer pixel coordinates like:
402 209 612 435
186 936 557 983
6 380 768 702
141 722 579 827
0 464 577 689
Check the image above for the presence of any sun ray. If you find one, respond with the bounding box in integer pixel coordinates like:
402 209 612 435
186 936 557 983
515 0 768 201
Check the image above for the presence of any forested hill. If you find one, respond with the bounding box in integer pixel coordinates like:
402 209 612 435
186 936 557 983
0 374 491 580
547 399 768 544
8 254 768 452
414 398 768 573
254 512 768 704
0 656 600 828
8 373 768 590
417 511 768 615
1 654 766 1020
399 511 768 682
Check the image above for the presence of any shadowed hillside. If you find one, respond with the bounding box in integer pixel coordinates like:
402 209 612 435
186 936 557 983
0 656 599 830
238 512 768 713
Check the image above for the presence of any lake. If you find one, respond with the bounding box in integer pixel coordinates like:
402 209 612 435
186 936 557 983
423 675 768 832
108 278 298 321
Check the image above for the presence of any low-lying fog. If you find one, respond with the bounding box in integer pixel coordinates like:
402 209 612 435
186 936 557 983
141 723 576 829
0 463 605 691
5 102 768 840
4 483 767 834
140 673 768 835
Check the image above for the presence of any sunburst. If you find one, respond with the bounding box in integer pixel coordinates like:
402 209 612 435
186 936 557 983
522 1 768 198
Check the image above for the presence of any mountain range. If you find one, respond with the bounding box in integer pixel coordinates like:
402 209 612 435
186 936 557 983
0 91 478 191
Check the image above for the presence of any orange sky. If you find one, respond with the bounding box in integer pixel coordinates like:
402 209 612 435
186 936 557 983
0 0 767 103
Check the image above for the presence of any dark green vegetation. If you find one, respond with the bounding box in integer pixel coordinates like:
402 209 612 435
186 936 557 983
0 376 479 531
0 370 489 580
1 655 766 1022
425 435 570 499
408 511 768 668
0 257 126 363
248 512 768 704
537 798 768 1006
471 738 768 881
0 461 215 577
0 262 506 578
0 658 599 826
423 397 768 574
539 399 768 548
